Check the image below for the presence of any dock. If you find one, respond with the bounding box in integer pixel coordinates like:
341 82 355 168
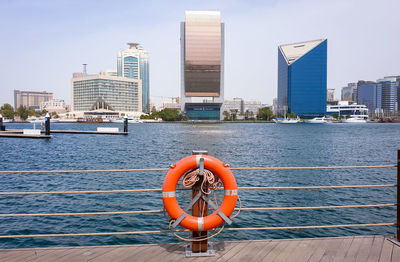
0 236 399 261
1 129 127 136
0 133 51 139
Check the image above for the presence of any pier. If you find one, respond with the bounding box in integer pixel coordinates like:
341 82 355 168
0 152 399 260
0 236 399 261
0 115 129 138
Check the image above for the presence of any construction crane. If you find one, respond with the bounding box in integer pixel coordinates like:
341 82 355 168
151 96 180 103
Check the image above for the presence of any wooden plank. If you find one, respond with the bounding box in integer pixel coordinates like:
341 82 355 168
343 236 364 262
332 237 354 262
366 236 385 262
215 241 252 262
27 247 83 262
85 246 146 262
317 237 344 262
308 237 332 262
55 246 118 262
0 250 35 262
147 243 187 262
248 240 279 262
224 240 271 261
273 239 303 262
260 239 291 261
119 245 166 262
355 236 374 262
391 243 400 262
286 239 319 262
378 239 394 262
191 241 242 262
145 243 184 262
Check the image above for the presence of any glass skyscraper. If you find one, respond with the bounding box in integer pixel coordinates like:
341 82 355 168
181 11 224 120
277 39 327 118
357 81 378 115
117 43 150 113
377 76 398 113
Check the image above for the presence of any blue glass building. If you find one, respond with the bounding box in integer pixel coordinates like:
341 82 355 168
357 81 378 115
117 43 150 113
377 77 398 113
277 39 327 118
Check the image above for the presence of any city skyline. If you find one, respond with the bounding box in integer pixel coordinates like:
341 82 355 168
0 0 399 107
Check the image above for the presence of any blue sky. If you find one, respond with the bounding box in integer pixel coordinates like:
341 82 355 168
0 0 399 107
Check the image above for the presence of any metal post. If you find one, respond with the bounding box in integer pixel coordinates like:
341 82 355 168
123 116 128 133
0 114 4 131
45 113 50 136
192 151 208 253
397 149 400 242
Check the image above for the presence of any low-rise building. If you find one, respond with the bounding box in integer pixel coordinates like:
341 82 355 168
40 99 67 114
14 90 53 110
326 101 368 117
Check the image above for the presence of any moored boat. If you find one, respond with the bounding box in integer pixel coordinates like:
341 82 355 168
110 118 143 123
274 117 300 124
307 117 327 123
77 117 103 123
341 117 367 123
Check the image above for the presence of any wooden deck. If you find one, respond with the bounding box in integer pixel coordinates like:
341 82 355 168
0 236 399 262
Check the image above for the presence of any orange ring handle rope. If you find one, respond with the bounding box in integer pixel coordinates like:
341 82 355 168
162 155 238 231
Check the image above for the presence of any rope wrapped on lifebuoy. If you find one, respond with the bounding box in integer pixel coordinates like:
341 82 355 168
162 155 238 231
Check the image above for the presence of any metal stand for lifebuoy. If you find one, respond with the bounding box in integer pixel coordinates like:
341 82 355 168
185 150 215 257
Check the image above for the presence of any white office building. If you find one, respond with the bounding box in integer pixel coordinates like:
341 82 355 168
71 72 142 113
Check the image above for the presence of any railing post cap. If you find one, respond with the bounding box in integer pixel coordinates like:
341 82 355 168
45 113 50 118
124 115 128 119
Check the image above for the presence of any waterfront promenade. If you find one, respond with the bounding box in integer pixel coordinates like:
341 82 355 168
0 236 399 261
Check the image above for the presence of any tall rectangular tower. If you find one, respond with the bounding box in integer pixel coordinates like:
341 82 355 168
181 11 224 120
117 43 150 113
277 39 327 118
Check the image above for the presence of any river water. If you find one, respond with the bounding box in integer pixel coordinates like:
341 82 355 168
0 122 399 248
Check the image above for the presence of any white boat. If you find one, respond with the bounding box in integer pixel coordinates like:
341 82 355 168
307 117 327 123
110 118 143 123
341 117 367 123
2 118 13 123
27 117 45 123
274 117 300 124
50 119 60 123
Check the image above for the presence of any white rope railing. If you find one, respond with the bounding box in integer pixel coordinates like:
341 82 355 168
0 164 395 174
0 222 395 239
0 184 395 195
0 204 395 217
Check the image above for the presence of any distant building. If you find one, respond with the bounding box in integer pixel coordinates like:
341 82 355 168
71 72 142 113
244 100 262 115
181 11 224 120
357 81 378 115
14 90 53 110
326 101 368 117
223 98 243 115
277 39 327 118
377 76 398 113
272 98 278 115
341 83 357 102
40 99 67 114
105 69 118 77
117 43 149 113
327 88 335 102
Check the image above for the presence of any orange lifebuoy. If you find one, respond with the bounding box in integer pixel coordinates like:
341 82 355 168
162 155 238 231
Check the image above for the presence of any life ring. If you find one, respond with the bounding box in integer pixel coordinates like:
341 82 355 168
162 155 238 231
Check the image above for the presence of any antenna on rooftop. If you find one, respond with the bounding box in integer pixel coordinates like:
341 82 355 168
82 64 87 75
